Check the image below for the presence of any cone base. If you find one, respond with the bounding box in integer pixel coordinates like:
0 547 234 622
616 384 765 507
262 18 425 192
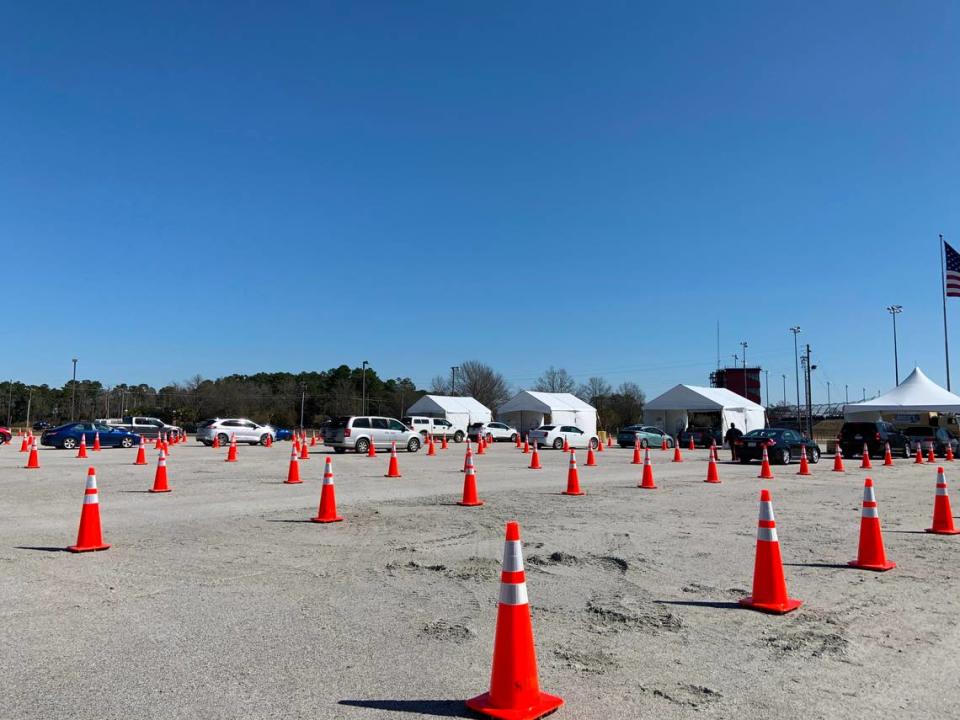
67 543 111 553
704 478 721 484
925 527 960 535
134 461 147 466
637 483 658 489
225 459 237 463
310 516 344 523
848 559 896 571
738 596 802 614
561 491 585 496
385 473 402 478
585 461 596 467
528 466 541 471
284 480 303 485
758 472 774 480
148 488 171 493
457 500 484 507
465 690 564 720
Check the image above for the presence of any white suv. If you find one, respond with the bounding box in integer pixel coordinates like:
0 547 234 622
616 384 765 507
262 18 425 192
401 416 466 443
468 421 519 443
196 418 276 446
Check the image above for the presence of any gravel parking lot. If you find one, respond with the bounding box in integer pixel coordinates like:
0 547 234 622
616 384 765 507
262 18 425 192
3 439 958 719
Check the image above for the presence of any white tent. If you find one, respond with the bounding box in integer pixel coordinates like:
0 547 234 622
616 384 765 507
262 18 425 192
644 384 766 436
405 395 492 429
843 367 960 420
498 391 597 435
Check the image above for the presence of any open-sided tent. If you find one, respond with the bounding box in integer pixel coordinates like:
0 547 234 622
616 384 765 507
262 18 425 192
843 367 960 420
498 391 597 435
644 384 766 436
404 395 492 429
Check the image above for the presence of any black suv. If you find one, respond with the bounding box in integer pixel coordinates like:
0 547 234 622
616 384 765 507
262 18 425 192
902 426 959 458
838 421 912 458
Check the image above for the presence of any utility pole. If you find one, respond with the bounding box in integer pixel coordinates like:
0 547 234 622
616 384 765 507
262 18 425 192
451 366 459 395
361 360 369 416
827 380 831 406
862 387 866 401
887 305 903 386
299 382 306 430
5 384 11 426
70 358 78 421
790 327 802 433
804 344 815 438
25 387 33 428
764 369 769 407
781 374 787 405
845 384 849 403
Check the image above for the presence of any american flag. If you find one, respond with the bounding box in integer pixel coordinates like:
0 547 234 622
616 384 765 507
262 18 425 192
947 240 960 298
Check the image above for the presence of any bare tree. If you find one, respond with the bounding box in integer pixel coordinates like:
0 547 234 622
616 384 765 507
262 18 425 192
534 366 576 393
429 375 452 394
458 360 511 411
576 376 611 405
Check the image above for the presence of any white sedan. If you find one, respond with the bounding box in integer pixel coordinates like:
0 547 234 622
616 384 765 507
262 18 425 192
468 422 519 442
527 424 599 450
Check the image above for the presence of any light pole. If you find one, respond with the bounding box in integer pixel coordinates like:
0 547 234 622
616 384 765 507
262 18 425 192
886 305 903 386
764 369 769 407
70 358 78 421
361 360 369 416
827 380 831 406
299 382 306 430
781 374 787 405
790 327 801 432
451 366 459 395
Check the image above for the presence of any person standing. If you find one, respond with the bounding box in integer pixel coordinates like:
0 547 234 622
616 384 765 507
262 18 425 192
724 422 743 461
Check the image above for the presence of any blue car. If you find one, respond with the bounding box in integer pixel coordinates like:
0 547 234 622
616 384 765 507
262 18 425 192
273 427 293 441
41 422 141 450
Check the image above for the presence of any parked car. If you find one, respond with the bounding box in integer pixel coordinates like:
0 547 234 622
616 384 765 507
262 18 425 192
528 424 599 450
32 420 54 431
0 426 11 444
902 426 959 457
402 416 466 443
678 426 722 448
468 421 519 443
735 428 821 465
196 418 275 446
838 421 912 459
323 416 422 454
99 416 183 439
40 422 141 450
273 427 294 441
616 425 674 449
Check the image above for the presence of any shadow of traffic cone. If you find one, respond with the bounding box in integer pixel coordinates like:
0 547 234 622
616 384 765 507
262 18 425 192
914 445 924 464
284 443 301 484
833 444 845 472
299 439 309 460
134 436 147 465
861 443 872 469
77 434 88 459
883 442 894 466
311 457 343 522
672 440 683 463
385 441 402 478
93 432 101 452
631 439 642 465
367 437 377 457
926 467 960 534
225 434 238 462
585 444 597 467
739 489 802 614
25 437 40 469
466 521 563 720
797 446 811 476
458 452 483 507
562 450 584 496
758 446 774 479
528 442 542 470
639 448 657 489
522 436 529 454
705 453 720 483
67 467 110 553
150 449 171 493
462 441 473 472
927 443 936 463
849 478 895 571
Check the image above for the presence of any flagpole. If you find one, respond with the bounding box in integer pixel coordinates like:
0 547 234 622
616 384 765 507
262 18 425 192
941 233 951 390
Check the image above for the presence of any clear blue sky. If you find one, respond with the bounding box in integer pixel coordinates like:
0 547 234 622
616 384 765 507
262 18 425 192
2 2 959 403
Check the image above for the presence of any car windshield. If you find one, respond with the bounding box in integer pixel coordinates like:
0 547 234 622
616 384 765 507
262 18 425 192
94 422 114 431
198 419 217 429
744 429 783 439
539 426 555 431
623 425 643 432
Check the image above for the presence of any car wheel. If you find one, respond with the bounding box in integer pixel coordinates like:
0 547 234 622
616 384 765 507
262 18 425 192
640 439 648 449
667 438 674 448
259 434 270 446
63 437 77 450
121 437 134 449
217 433 230 447
407 437 421 452
552 437 564 450
590 437 599 449
810 447 821 464
454 431 464 443
510 433 518 443
334 447 346 454
780 448 790 465
902 442 912 458
355 438 370 454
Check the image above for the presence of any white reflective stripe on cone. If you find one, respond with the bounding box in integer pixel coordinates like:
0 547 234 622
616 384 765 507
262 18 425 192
83 494 99 505
863 486 876 503
502 541 524 572
85 478 97 490
861 506 879 518
759 501 775 522
499 582 529 606
936 485 948 496
323 476 334 486
757 526 778 542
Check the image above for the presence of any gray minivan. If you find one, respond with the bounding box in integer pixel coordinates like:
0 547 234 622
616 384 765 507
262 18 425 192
323 416 422 454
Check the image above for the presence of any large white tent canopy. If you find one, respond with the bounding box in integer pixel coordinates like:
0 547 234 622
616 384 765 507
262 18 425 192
405 395 492 427
843 367 960 420
644 384 766 435
498 391 597 435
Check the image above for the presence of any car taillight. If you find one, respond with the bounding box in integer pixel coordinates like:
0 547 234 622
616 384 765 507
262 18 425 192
734 440 743 446
344 428 351 437
875 433 881 441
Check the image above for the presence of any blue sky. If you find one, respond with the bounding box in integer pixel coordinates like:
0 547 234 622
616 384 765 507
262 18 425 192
2 2 959 402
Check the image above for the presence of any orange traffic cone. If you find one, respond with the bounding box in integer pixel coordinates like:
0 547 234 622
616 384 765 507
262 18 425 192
926 467 960 535
92 431 101 452
466 522 563 720
427 436 436 456
861 443 872 469
134 436 147 465
740 489 802 614
833 444 845 472
367 437 377 457
914 445 924 464
562 436 569 452
705 453 720 483
150 449 171 493
927 443 936 464
883 442 894 466
310 433 317 447
212 434 220 449
585 444 597 466
311 457 344 523
631 439 642 465
19 434 29 452
77 434 88 459
596 437 604 453
441 433 448 450
639 448 657 489
660 436 668 451
25 437 40 469
797 446 811 476
672 440 683 463
607 435 613 448
757 445 774 479
522 436 529 454
67 467 110 552
265 433 273 448
225 434 238 462
385 441 402 478
458 452 483 507
710 440 718 462
515 433 521 449
849 478 895 571
562 450 584 496
477 435 486 455
284 443 302 484
528 442 542 470
462 441 473 472
299 439 309 460
947 444 955 462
